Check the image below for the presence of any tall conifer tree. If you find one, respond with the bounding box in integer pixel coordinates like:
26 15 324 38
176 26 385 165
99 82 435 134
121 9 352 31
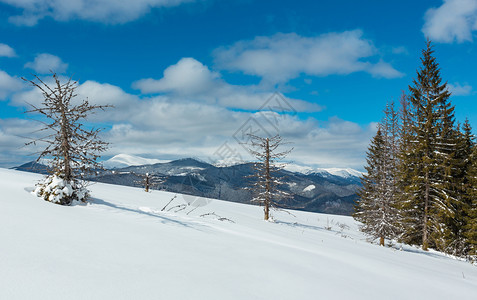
464 128 477 256
396 92 423 245
400 40 457 251
354 102 402 246
441 120 474 255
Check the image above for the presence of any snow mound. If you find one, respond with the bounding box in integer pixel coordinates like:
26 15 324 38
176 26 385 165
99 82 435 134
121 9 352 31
303 184 316 192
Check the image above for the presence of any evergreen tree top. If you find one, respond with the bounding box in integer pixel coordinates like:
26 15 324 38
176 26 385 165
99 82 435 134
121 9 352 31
410 40 451 104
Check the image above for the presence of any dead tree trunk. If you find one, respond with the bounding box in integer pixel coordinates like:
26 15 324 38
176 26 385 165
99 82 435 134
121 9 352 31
244 134 292 221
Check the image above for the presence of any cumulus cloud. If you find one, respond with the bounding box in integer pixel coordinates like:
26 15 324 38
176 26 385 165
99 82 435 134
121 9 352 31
0 118 44 167
0 70 23 100
0 0 196 26
134 57 221 95
213 30 404 84
286 117 376 169
24 53 68 74
11 74 74 107
422 0 477 43
447 82 473 95
0 43 16 57
11 76 139 123
77 81 137 107
133 57 323 112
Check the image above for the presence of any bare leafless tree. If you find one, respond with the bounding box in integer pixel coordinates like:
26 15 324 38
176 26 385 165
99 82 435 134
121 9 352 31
24 73 111 205
134 172 167 192
245 134 293 220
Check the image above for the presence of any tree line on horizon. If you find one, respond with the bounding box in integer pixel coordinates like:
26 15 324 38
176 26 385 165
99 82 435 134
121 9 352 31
354 40 477 259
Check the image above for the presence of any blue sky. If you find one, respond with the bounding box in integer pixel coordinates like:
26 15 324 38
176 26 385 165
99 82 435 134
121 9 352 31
0 0 476 170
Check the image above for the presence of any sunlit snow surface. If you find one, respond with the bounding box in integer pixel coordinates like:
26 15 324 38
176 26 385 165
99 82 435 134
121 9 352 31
1 168 476 299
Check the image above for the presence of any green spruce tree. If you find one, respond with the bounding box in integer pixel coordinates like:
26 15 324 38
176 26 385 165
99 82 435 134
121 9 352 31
465 128 477 257
396 92 423 245
440 120 474 255
400 40 458 251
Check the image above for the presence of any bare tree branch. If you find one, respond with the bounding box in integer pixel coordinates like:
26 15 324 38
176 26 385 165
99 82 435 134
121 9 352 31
24 73 111 205
243 134 293 220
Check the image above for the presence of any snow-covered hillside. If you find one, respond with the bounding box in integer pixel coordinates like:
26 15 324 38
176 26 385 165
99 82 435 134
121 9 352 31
1 168 476 300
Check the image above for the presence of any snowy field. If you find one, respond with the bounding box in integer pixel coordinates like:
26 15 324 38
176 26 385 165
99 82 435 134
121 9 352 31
1 168 476 299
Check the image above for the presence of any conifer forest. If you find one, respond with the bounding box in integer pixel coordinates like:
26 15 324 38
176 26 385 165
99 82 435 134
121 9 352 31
354 41 477 259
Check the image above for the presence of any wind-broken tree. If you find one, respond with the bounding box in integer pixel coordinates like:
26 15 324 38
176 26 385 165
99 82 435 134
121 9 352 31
245 134 293 221
24 74 111 205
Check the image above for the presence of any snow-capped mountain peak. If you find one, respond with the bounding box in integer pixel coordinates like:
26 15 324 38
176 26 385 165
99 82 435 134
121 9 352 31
102 154 170 169
316 168 364 179
284 163 364 179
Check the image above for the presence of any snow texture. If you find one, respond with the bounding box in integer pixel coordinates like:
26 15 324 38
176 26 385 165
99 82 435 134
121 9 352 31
0 168 476 299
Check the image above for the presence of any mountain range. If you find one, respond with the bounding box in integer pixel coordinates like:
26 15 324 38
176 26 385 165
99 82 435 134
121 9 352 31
13 154 363 215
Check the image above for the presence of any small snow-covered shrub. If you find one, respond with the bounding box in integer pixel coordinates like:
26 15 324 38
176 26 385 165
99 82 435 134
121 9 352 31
34 174 89 205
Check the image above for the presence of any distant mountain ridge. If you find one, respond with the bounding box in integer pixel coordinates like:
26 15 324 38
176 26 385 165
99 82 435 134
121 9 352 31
13 154 363 215
106 154 364 179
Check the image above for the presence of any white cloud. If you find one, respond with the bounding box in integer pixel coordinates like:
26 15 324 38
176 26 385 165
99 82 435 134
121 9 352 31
213 30 404 85
77 80 137 107
0 0 196 26
133 57 220 95
24 53 68 74
0 43 16 57
447 82 473 95
422 0 477 43
0 70 23 100
11 77 138 122
367 60 405 79
133 57 323 112
0 118 45 167
391 46 409 55
11 74 74 107
287 117 376 169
